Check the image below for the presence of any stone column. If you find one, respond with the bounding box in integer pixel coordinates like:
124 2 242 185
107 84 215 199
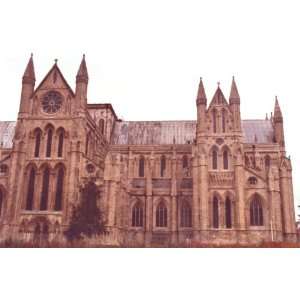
199 146 209 242
234 150 246 242
145 154 153 247
279 163 296 240
170 149 178 245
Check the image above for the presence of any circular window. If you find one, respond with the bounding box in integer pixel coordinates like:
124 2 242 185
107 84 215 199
42 91 63 114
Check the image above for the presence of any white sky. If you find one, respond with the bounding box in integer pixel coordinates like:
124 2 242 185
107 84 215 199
0 0 299 213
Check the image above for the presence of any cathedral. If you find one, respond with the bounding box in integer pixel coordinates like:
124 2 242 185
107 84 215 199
0 55 297 247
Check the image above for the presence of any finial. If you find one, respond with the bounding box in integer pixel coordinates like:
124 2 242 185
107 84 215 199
30 53 33 58
217 81 220 87
54 58 58 64
265 113 268 120
200 76 202 81
83 54 85 59
232 75 235 80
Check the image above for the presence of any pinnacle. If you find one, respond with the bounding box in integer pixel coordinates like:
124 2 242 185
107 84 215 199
22 54 35 82
274 96 282 120
229 76 240 103
196 77 207 104
76 54 88 83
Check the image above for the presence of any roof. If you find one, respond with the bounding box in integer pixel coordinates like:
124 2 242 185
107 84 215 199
0 121 16 148
112 120 274 145
0 119 274 148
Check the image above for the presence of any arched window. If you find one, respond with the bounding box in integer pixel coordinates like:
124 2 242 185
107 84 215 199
250 195 264 226
213 196 219 228
265 155 271 168
225 197 232 228
160 155 166 177
222 109 226 133
40 167 50 210
223 150 229 170
57 129 64 157
34 129 42 158
156 201 167 227
212 150 218 170
54 166 64 211
45 127 53 157
212 109 217 133
26 168 36 210
99 119 105 135
0 189 3 216
138 156 145 177
0 164 8 175
132 202 143 227
182 155 188 169
180 201 192 227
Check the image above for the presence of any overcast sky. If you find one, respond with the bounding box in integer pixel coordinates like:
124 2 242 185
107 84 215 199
0 0 299 213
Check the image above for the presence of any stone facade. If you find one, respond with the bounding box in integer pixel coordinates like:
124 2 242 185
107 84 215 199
0 55 297 246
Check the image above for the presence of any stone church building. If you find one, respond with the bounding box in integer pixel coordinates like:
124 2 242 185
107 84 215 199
0 55 297 246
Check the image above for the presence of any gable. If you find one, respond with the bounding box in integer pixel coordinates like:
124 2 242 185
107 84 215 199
33 64 75 97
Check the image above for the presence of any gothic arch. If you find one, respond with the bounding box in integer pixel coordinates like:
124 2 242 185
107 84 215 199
44 124 55 158
221 145 231 170
209 145 219 170
33 127 42 158
211 192 222 229
221 108 227 133
180 199 192 228
138 155 145 177
56 127 66 158
54 163 66 211
155 198 168 227
248 193 266 227
24 163 38 211
131 200 144 227
212 108 217 133
39 164 51 211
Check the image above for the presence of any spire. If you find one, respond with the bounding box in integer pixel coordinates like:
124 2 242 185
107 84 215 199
196 77 207 105
229 76 240 104
22 53 35 84
274 96 283 122
76 54 88 83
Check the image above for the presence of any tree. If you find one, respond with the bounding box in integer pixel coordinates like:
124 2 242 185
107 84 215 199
64 180 106 242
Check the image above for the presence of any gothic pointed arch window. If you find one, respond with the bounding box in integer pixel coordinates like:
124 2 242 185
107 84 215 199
212 109 217 133
265 155 271 169
99 119 105 135
212 149 218 170
132 202 143 227
54 166 64 211
250 195 264 226
212 196 219 228
156 201 167 227
225 197 232 228
45 126 53 157
0 189 3 216
26 167 36 210
34 128 42 158
222 109 226 133
223 150 229 170
40 166 50 210
180 201 192 227
57 128 65 158
160 155 166 177
138 156 145 177
182 155 188 169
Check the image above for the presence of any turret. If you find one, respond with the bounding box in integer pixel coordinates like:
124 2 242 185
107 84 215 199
196 77 207 133
19 54 35 116
75 54 88 110
229 76 241 132
273 96 285 148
